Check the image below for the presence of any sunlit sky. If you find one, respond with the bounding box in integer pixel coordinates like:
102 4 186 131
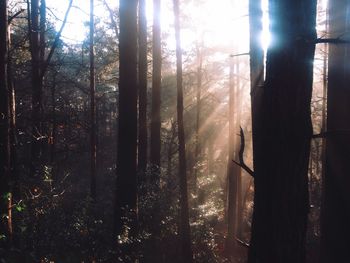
46 0 270 54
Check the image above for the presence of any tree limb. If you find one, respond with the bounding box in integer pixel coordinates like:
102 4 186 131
40 0 73 80
232 127 254 177
8 9 24 24
315 38 350 44
235 237 250 248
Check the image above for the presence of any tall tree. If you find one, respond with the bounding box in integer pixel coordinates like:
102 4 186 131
150 0 162 170
115 0 138 239
249 0 264 170
0 0 12 247
226 56 238 255
193 45 203 196
29 0 43 177
138 0 148 174
89 0 97 199
248 0 317 262
173 0 193 262
321 0 350 261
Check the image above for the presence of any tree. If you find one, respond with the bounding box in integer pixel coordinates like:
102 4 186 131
248 0 317 262
321 0 350 261
138 0 148 174
29 0 43 177
249 0 264 170
226 56 239 255
115 0 138 239
173 0 193 262
0 0 12 247
150 0 162 170
89 0 97 199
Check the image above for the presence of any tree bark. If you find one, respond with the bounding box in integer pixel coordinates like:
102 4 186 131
248 0 317 262
150 0 162 170
138 0 148 174
173 1 193 262
321 0 350 261
115 0 138 240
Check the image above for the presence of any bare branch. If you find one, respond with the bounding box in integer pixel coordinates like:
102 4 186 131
40 0 73 79
235 237 250 248
315 38 350 44
232 127 254 177
8 9 25 24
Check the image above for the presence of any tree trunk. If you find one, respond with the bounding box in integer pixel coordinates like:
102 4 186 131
115 0 138 241
30 0 43 177
150 0 162 170
0 0 12 247
89 0 97 200
321 0 350 261
173 1 193 262
249 0 264 172
194 47 202 197
138 0 148 174
226 56 238 255
248 1 317 262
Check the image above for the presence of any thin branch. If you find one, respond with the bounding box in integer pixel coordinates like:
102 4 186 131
40 0 73 79
230 52 249 57
102 0 119 40
235 237 250 248
8 9 24 24
232 127 254 177
312 130 350 139
315 38 350 44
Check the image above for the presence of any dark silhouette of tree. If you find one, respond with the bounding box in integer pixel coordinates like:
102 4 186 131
29 0 43 177
249 0 264 169
138 0 148 175
151 0 162 171
173 0 193 262
89 0 97 200
115 0 138 240
248 0 317 262
0 0 12 248
321 0 350 261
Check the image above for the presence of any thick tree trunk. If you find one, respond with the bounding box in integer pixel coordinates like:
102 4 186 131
138 0 148 174
173 1 193 262
0 0 12 247
321 0 350 261
89 0 97 200
115 0 138 241
248 1 317 262
150 0 162 170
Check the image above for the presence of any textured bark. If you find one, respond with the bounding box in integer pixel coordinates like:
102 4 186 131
115 0 138 238
138 0 148 173
150 0 162 170
248 1 317 262
173 1 193 262
321 0 350 261
0 0 11 247
89 0 97 200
